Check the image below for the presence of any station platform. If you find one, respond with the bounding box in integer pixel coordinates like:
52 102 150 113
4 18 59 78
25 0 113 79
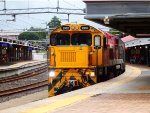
0 60 47 71
1 64 149 113
0 60 47 78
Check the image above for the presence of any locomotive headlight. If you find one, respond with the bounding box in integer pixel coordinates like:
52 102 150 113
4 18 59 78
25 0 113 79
49 71 55 77
90 72 95 77
76 25 79 30
71 26 75 30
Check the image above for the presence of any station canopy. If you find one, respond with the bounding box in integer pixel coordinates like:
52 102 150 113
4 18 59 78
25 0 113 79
125 38 150 48
83 0 150 38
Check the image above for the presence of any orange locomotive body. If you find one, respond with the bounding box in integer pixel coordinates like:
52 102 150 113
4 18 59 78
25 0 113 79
48 24 125 96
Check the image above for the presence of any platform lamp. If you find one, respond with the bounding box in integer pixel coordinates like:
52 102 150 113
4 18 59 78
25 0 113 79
145 45 148 49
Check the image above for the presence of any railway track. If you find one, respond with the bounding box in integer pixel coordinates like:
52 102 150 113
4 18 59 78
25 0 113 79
0 66 47 83
0 80 47 97
0 65 48 101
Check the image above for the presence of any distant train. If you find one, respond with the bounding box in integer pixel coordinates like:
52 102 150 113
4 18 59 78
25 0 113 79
48 24 125 96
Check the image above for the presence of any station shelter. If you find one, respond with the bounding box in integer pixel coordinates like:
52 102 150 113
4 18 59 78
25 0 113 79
0 37 37 64
122 36 150 66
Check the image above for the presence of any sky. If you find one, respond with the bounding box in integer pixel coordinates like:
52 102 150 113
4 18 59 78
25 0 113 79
0 0 109 32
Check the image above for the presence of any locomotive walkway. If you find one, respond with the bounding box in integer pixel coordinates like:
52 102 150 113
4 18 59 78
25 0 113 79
1 64 150 113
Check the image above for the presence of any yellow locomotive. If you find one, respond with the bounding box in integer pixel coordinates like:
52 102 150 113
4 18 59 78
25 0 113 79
48 24 125 96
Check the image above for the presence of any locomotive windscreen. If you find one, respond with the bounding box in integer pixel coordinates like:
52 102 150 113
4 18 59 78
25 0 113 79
71 33 92 46
50 33 70 46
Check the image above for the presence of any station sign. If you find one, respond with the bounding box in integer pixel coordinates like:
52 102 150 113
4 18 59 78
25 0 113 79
0 43 8 47
81 26 90 30
61 26 70 30
28 47 33 51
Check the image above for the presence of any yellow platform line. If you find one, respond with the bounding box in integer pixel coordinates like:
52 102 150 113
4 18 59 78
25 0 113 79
114 66 141 85
105 66 141 89
20 94 91 113
138 86 150 90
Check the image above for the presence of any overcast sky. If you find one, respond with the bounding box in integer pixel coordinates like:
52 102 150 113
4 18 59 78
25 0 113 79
0 0 109 31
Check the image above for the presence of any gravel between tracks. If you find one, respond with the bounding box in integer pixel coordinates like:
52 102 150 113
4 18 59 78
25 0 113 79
0 72 47 91
0 72 48 103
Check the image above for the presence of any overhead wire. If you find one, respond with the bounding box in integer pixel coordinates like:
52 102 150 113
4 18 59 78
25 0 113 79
0 0 87 31
62 0 82 9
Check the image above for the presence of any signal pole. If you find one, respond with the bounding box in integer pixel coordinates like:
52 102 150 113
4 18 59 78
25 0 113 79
0 0 6 11
57 0 59 13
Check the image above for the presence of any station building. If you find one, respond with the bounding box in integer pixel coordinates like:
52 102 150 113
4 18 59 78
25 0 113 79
122 36 150 66
0 37 38 64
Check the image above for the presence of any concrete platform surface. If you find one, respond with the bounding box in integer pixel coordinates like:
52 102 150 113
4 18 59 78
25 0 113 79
0 64 144 113
50 94 150 113
0 60 47 71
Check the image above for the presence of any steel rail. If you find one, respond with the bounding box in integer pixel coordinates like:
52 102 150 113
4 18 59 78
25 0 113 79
0 80 47 96
0 66 47 83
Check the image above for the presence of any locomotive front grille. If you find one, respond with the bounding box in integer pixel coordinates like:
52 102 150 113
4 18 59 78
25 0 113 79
60 52 76 62
55 46 89 68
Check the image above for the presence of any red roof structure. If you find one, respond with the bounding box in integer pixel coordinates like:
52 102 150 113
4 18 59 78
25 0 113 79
121 35 136 43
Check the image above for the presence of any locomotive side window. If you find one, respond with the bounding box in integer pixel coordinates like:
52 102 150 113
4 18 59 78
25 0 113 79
50 34 70 46
94 35 101 47
71 33 92 46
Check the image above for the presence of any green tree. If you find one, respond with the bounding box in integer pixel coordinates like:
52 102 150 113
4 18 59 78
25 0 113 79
27 27 47 40
36 32 47 40
18 32 40 40
48 16 61 28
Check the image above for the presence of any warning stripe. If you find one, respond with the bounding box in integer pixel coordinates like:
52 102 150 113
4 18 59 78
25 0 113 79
20 95 91 113
48 70 62 92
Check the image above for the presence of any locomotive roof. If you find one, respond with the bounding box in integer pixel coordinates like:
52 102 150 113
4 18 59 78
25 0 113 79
52 24 117 39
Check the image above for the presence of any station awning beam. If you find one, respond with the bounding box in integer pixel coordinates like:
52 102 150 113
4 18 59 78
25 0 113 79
83 0 150 37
